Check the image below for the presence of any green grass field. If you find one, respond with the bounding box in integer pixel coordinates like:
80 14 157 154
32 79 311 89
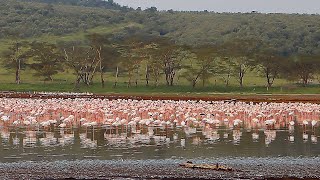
0 60 319 95
0 70 319 95
1 23 319 95
1 82 320 95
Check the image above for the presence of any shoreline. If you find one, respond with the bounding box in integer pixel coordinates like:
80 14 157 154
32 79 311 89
0 158 319 179
1 91 320 103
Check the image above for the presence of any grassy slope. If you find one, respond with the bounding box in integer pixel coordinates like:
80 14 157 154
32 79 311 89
0 2 319 94
31 23 143 43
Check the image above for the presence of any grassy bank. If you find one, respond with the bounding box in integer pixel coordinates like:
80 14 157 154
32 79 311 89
0 82 320 95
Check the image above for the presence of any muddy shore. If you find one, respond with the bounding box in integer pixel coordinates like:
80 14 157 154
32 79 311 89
1 92 320 103
0 158 319 179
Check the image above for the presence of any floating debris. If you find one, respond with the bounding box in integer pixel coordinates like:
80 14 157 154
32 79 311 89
179 161 234 171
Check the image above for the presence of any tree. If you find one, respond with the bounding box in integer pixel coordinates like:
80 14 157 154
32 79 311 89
28 42 63 81
117 35 168 87
117 37 147 87
1 41 29 84
182 47 217 88
121 37 192 87
101 45 121 86
255 47 285 88
145 38 188 86
222 39 260 87
145 7 157 13
86 33 119 88
283 55 320 86
148 55 163 87
119 55 142 87
62 43 96 88
213 57 235 87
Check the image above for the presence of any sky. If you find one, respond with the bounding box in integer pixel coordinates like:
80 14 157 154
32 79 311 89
114 0 320 14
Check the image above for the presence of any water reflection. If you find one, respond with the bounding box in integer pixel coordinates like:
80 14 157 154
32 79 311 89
311 135 317 144
0 121 319 162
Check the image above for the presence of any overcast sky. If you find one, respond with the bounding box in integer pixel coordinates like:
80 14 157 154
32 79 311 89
114 0 320 14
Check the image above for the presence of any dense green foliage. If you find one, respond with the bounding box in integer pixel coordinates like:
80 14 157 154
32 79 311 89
0 0 319 56
0 0 320 93
20 0 129 10
149 12 320 55
0 0 125 38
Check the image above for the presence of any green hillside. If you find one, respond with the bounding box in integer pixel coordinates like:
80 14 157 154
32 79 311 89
1 0 319 55
0 0 319 94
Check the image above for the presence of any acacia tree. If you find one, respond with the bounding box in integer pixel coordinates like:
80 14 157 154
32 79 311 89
148 38 187 86
148 55 163 86
62 44 97 88
255 47 286 88
283 55 320 86
117 37 146 87
116 35 168 87
101 45 121 87
182 47 217 88
1 41 29 84
28 42 63 81
222 39 260 87
156 44 179 86
119 55 142 87
116 35 188 87
86 33 119 88
213 57 236 87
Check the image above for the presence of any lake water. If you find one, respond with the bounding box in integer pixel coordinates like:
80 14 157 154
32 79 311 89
1 124 319 163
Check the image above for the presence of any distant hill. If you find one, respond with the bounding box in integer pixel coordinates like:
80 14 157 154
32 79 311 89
1 0 320 55
18 0 130 10
0 0 126 39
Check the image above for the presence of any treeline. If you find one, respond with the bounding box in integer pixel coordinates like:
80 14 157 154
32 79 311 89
2 34 320 89
19 0 130 11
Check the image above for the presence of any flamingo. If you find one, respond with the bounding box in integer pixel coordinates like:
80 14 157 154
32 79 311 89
289 121 295 126
303 120 309 131
0 95 319 142
1 115 9 122
23 120 31 126
127 121 137 131
311 120 318 131
265 119 276 129
13 120 20 126
233 119 242 127
59 123 66 128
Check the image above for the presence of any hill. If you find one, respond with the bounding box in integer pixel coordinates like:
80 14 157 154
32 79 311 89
0 0 319 55
0 0 127 39
19 0 129 10
0 0 320 93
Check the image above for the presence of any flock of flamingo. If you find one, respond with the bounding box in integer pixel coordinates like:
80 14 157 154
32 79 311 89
0 96 318 149
0 97 319 131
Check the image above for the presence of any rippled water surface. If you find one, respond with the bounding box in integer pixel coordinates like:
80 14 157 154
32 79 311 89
0 124 319 163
